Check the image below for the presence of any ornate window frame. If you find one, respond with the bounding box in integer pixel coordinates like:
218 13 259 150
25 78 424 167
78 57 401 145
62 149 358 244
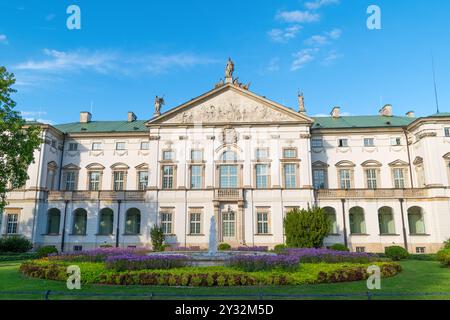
110 163 129 191
335 160 355 190
361 160 382 189
86 163 105 191
62 164 81 191
388 160 410 189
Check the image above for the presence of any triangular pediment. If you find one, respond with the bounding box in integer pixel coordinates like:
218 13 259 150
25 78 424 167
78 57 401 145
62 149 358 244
147 84 313 126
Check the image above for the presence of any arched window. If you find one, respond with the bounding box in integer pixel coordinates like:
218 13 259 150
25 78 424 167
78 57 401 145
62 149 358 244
72 209 87 235
46 208 61 235
323 207 338 234
408 206 426 235
220 151 238 162
98 208 114 235
125 208 141 235
349 207 366 234
378 207 396 235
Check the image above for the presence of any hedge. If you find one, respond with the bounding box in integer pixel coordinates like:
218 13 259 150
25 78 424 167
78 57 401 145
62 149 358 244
0 253 38 262
19 260 401 287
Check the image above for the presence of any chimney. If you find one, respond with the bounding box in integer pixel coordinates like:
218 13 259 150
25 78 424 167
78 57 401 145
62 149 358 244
379 104 393 117
80 111 92 123
127 112 137 122
330 106 340 118
406 111 415 118
298 92 306 114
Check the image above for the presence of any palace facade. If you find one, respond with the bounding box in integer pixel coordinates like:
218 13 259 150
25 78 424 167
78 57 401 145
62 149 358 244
2 66 450 254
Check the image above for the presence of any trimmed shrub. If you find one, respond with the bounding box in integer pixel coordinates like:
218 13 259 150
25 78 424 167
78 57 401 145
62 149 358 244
37 246 58 258
273 244 287 254
218 243 231 251
436 249 450 267
330 243 349 252
0 253 38 262
0 235 33 253
407 254 437 261
385 246 409 261
150 226 165 252
284 207 330 248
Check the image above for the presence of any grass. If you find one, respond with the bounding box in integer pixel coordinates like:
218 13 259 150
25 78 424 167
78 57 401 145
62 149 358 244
0 260 449 300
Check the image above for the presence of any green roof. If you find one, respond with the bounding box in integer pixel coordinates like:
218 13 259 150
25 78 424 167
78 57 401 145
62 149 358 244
53 120 148 133
428 112 450 118
312 115 415 129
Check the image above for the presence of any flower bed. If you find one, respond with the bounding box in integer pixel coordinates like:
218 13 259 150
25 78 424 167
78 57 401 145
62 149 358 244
105 254 188 271
229 255 299 272
19 260 401 287
48 247 149 263
235 246 268 252
283 248 381 264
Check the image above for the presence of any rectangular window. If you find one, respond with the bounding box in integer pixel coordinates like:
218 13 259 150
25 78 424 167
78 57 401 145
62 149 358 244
393 168 405 189
222 211 235 237
416 247 426 254
68 143 78 151
390 137 402 146
356 247 366 253
313 169 326 189
338 139 348 147
366 169 377 189
113 171 125 191
311 138 323 148
190 165 203 189
220 165 238 188
190 150 203 161
73 245 83 252
257 212 269 234
161 212 173 235
445 128 450 137
6 214 19 235
284 164 297 189
138 171 148 190
364 138 374 147
51 140 57 148
255 164 269 189
116 142 126 150
46 170 55 190
64 171 76 191
163 150 174 161
162 165 174 189
189 212 201 235
92 142 102 151
88 172 101 191
140 141 149 150
283 148 297 159
339 169 351 189
255 148 268 160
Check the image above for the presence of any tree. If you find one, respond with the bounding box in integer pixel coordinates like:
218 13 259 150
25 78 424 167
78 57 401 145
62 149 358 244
0 66 41 213
284 207 331 248
150 226 165 251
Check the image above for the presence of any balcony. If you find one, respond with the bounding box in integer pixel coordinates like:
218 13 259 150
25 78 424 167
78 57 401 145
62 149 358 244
316 188 428 200
47 191 146 202
214 189 244 201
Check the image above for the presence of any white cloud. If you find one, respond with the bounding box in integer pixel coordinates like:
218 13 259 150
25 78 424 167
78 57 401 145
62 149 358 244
20 111 53 124
0 34 8 44
304 29 342 46
276 10 320 23
291 48 319 71
268 25 302 43
326 28 342 40
267 57 280 72
305 0 340 10
15 49 217 76
322 50 343 64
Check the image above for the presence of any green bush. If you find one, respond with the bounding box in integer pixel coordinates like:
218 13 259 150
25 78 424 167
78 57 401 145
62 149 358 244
150 226 165 251
407 254 437 261
385 246 409 261
273 244 287 254
330 243 349 252
218 243 231 251
444 239 450 250
0 253 38 262
436 249 450 267
0 235 33 253
36 245 58 258
284 207 330 248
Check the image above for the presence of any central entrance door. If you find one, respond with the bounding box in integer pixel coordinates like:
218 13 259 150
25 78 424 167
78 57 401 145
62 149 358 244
221 206 236 242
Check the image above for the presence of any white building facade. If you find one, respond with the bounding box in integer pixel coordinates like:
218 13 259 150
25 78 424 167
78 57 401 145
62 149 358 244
2 69 450 254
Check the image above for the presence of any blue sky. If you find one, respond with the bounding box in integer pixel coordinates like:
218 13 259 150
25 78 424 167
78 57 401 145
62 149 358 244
0 0 449 124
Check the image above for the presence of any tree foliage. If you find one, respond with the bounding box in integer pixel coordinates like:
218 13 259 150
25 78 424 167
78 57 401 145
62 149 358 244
150 226 165 251
284 207 331 248
0 66 41 212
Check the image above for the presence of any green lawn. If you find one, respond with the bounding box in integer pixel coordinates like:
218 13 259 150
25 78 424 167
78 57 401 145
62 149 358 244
0 260 449 300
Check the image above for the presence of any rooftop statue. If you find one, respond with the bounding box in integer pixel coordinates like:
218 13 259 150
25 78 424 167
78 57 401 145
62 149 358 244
225 58 234 79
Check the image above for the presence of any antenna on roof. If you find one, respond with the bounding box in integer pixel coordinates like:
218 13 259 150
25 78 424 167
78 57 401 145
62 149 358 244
432 52 440 114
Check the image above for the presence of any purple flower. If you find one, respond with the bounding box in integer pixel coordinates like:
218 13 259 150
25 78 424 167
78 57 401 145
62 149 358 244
105 254 188 271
